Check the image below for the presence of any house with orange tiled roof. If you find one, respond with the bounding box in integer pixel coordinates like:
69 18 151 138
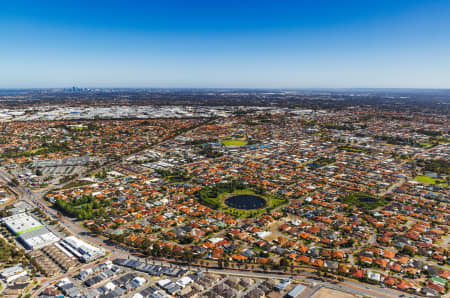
232 254 248 262
296 255 310 264
297 243 308 254
404 267 420 277
311 259 324 267
396 280 413 291
383 277 398 287
382 249 395 259
439 270 450 280
211 247 223 259
396 255 409 266
389 262 402 273
359 256 373 265
375 258 388 269
338 264 352 274
352 268 365 279
333 250 346 259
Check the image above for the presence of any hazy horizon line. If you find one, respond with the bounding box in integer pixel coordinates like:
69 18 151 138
1 87 450 91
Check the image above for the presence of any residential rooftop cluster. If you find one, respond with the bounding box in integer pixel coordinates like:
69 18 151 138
37 257 323 298
0 103 447 297
35 107 449 296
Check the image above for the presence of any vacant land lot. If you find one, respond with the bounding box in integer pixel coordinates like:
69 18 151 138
311 287 361 298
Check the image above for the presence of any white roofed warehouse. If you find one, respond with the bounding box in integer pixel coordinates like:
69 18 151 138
1 213 44 235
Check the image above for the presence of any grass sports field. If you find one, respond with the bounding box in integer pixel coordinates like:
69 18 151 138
415 175 448 186
221 140 248 146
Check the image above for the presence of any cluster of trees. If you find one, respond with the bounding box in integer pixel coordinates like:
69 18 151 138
338 145 372 154
30 256 46 276
155 169 191 182
392 153 410 160
94 168 107 179
109 235 191 260
185 138 218 145
147 243 197 264
324 123 355 131
313 157 336 166
375 135 423 147
0 237 24 264
0 142 70 158
415 129 442 137
0 206 13 218
60 179 92 189
199 145 223 158
54 195 109 220
340 192 388 211
244 120 259 126
422 159 450 175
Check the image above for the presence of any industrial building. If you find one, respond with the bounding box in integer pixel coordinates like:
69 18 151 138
18 227 59 250
287 284 306 298
1 213 43 235
60 236 105 263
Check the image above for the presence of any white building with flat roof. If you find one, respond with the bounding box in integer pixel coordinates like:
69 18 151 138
19 227 59 250
0 265 27 284
1 213 43 235
60 236 105 263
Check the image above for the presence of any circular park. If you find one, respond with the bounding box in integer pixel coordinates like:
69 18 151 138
197 182 288 217
224 194 267 210
341 192 389 210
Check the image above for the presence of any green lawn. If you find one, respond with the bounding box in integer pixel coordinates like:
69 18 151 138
415 175 448 187
341 192 388 210
221 140 248 146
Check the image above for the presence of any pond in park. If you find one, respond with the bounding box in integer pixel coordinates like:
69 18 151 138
358 197 377 203
225 195 267 210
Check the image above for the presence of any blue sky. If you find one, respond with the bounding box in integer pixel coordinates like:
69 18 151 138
1 0 449 88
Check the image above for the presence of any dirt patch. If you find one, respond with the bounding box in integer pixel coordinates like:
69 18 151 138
267 220 284 231
262 232 278 242
311 287 362 298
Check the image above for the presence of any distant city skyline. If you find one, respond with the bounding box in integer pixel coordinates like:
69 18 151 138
1 0 450 88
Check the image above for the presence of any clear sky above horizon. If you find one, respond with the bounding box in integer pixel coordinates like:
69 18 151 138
1 0 450 89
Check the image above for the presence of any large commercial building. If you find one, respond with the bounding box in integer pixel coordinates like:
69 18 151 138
2 213 59 250
60 236 105 263
287 284 306 298
1 213 43 235
19 227 59 250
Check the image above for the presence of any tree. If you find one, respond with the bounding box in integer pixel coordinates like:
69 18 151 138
182 249 194 264
279 257 290 271
152 243 161 257
161 245 170 257
141 239 151 251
